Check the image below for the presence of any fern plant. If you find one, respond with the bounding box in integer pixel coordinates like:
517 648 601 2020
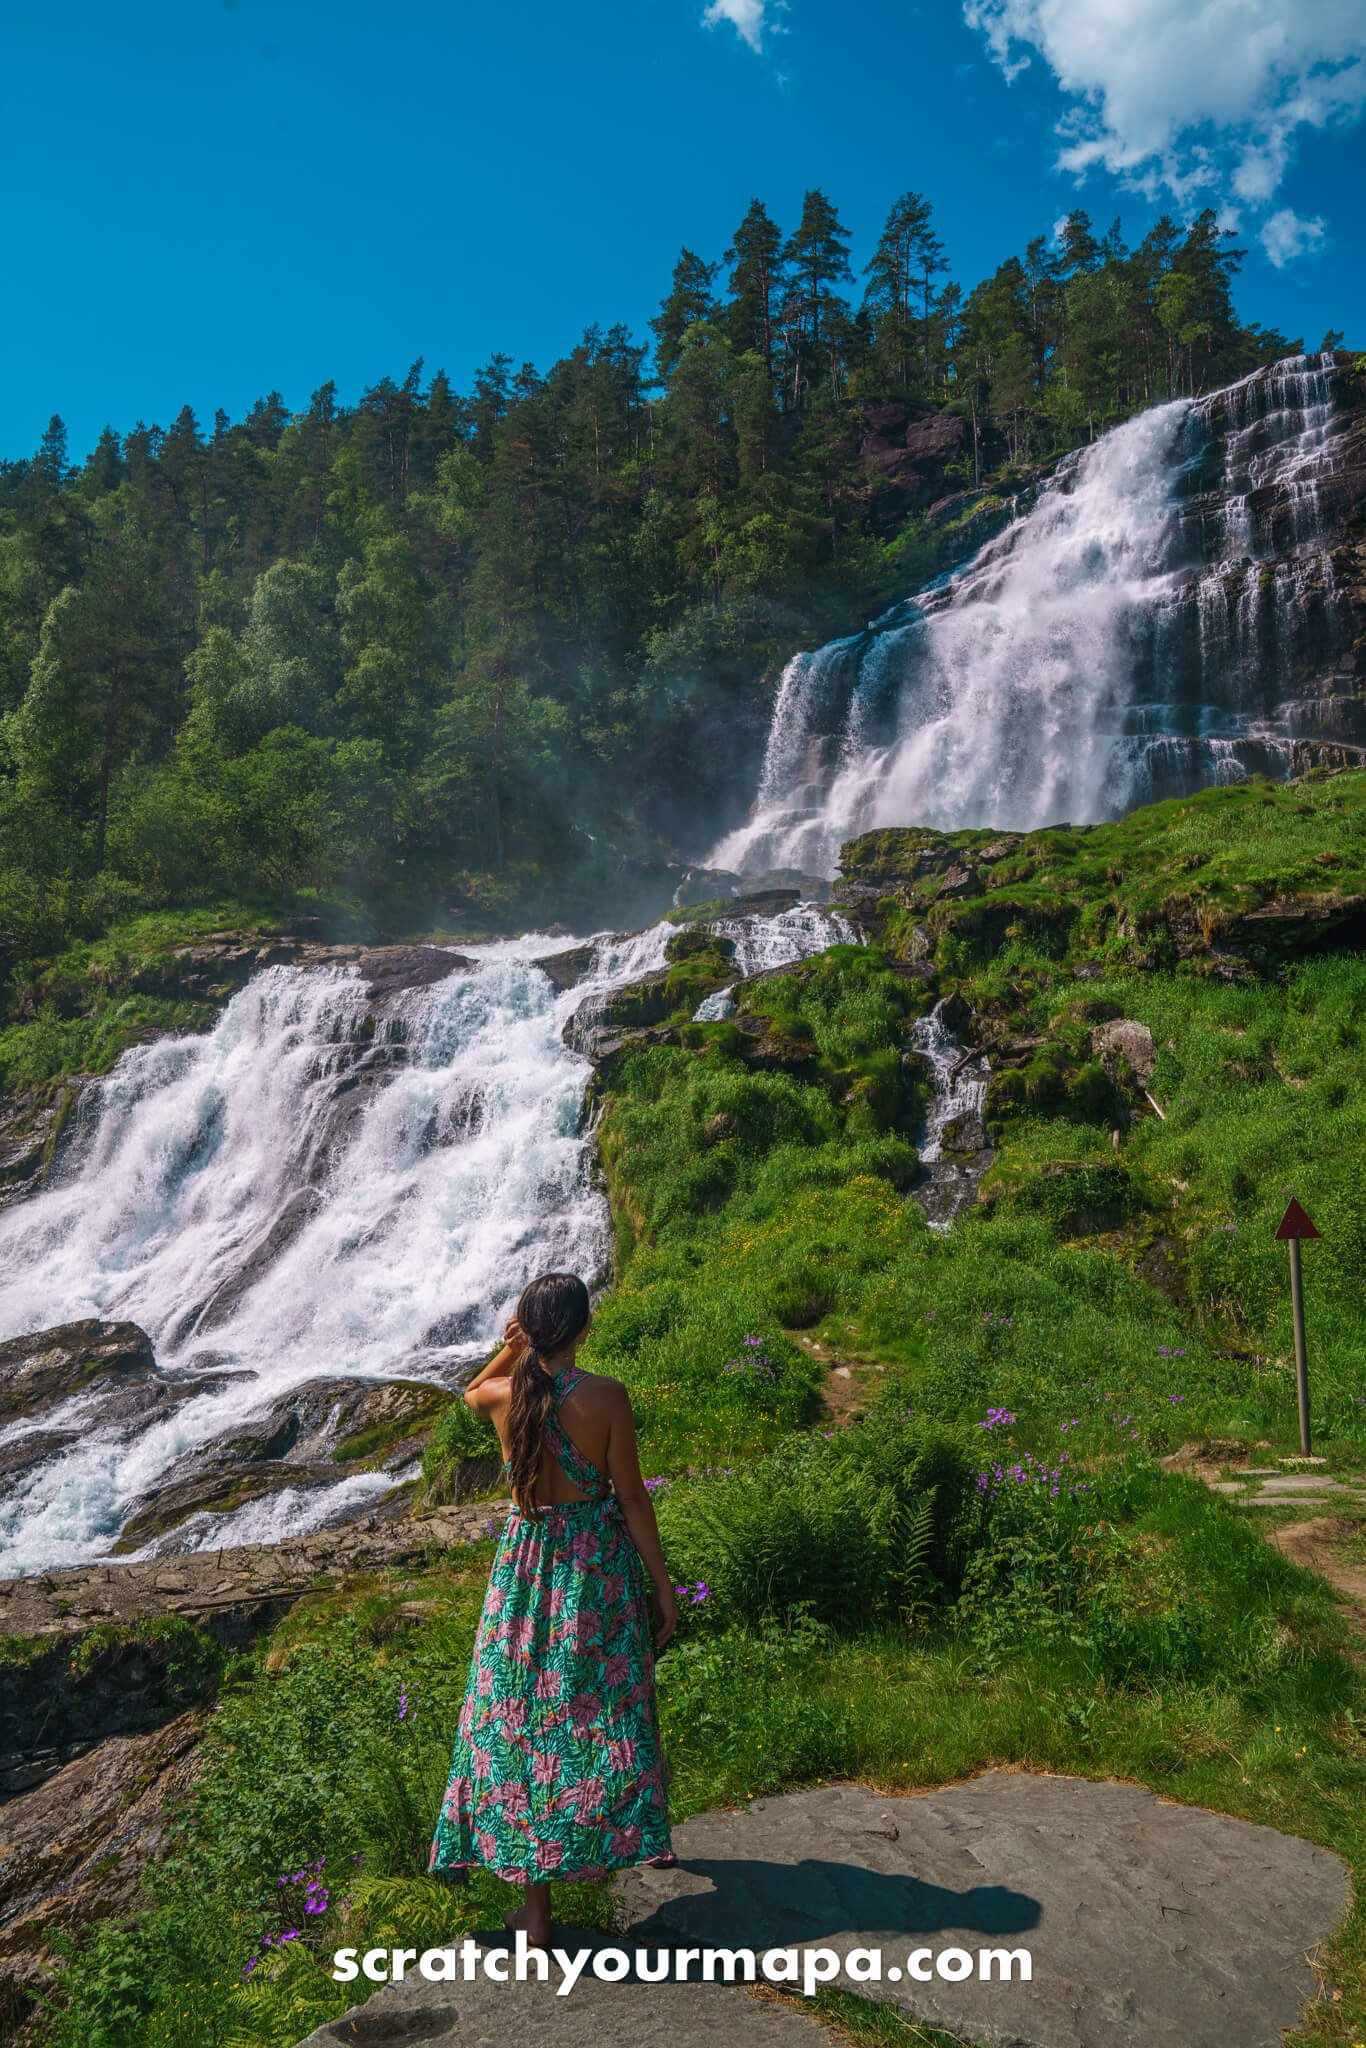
657 1415 972 1631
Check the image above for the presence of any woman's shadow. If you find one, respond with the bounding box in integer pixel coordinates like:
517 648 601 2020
610 1855 1039 1959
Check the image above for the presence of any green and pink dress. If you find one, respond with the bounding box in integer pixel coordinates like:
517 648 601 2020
430 1364 674 1883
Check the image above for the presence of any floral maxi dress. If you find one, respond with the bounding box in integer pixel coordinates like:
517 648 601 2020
430 1364 674 1883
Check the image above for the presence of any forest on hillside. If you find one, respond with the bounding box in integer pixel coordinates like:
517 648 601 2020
0 188 1316 957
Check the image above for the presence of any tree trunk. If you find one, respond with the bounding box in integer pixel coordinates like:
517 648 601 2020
94 658 122 875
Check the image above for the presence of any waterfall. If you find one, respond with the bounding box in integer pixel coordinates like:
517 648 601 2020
908 1000 992 1232
689 904 857 1021
0 909 841 1573
710 354 1359 877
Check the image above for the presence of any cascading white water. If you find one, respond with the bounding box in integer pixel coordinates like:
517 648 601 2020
689 904 857 1020
711 354 1357 877
910 1002 989 1165
907 1000 992 1232
0 910 846 1574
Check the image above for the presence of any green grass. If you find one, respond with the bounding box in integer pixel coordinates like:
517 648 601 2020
30 767 1366 2047
37 1468 1366 2047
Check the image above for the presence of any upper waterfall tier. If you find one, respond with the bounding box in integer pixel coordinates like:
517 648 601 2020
710 354 1364 879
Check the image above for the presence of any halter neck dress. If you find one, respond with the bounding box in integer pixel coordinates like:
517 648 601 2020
430 1363 674 1883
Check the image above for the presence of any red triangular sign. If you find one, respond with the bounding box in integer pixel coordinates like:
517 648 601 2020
1275 1198 1320 1241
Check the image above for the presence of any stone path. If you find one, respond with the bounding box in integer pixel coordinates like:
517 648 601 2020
1205 1463 1366 1507
295 1775 1350 2048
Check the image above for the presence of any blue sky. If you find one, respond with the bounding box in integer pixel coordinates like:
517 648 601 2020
3 0 1363 461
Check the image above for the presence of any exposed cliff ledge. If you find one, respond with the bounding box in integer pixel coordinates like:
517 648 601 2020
832 768 1366 974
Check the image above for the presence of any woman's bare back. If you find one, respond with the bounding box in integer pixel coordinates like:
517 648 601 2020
479 1369 620 1506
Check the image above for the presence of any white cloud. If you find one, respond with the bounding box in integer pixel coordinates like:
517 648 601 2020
702 0 783 55
963 0 1366 259
1261 205 1327 265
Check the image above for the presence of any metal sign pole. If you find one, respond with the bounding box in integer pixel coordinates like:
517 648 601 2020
1274 1198 1320 1460
1288 1236 1311 1457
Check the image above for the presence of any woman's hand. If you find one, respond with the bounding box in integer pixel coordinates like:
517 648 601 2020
504 1316 528 1355
653 1582 678 1650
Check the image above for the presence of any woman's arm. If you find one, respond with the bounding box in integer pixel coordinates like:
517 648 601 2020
603 1382 677 1648
463 1318 527 1404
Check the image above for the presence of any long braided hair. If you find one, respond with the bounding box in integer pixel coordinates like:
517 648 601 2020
506 1271 591 1518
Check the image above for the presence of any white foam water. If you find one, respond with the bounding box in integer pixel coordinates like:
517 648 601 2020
711 355 1356 876
908 999 992 1233
0 912 847 1573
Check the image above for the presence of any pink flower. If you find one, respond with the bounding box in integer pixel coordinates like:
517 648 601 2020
475 1829 497 1863
603 1574 625 1604
549 1585 567 1617
442 1776 470 1819
501 1700 528 1737
501 1782 530 1818
573 1613 598 1650
476 1665 494 1696
568 1692 599 1734
533 1752 562 1786
603 1652 631 1686
606 1735 637 1772
507 1617 536 1655
538 1840 564 1871
572 1776 608 1822
608 1825 641 1858
569 1531 596 1566
470 1745 492 1776
534 1669 561 1700
486 1585 506 1617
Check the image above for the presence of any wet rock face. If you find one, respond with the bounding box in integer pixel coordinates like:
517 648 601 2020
0 1084 85 1213
138 935 474 1007
111 1376 451 1553
0 1320 158 1426
352 945 474 1001
533 942 598 992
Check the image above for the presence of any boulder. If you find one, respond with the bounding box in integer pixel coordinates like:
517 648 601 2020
112 1464 345 1554
354 945 474 1001
0 1321 159 1427
0 1496 507 1642
935 863 983 901
111 1376 451 1551
1090 1018 1157 1085
533 942 599 992
665 926 736 964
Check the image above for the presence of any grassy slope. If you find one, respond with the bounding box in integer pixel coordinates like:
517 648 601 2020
37 769 1366 2048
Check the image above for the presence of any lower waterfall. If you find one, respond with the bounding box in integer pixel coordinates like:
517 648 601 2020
0 909 847 1573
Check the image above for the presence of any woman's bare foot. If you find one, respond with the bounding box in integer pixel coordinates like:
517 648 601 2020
504 1892 551 1946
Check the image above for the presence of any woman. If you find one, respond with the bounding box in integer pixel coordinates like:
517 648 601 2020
430 1271 677 1944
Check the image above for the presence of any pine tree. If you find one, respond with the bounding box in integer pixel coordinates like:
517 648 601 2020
781 190 853 406
651 249 718 381
863 191 946 391
723 200 784 385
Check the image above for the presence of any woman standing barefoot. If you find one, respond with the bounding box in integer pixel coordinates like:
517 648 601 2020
429 1272 677 1946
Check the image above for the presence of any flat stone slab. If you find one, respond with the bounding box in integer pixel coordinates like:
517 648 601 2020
618 1776 1348 2048
293 1947 836 2048
1209 1472 1362 1500
292 1776 1349 2048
